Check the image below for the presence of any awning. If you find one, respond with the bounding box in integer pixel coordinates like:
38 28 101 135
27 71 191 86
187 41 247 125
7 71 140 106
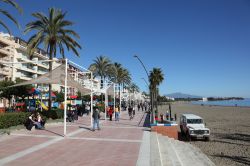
69 95 78 99
16 103 25 106
10 64 92 95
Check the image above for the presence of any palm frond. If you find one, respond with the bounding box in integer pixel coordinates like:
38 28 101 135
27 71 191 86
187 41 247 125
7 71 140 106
2 0 22 14
0 19 11 34
0 9 20 29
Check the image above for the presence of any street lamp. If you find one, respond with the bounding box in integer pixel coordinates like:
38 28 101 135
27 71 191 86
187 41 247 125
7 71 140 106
133 55 149 78
141 77 149 87
133 54 154 124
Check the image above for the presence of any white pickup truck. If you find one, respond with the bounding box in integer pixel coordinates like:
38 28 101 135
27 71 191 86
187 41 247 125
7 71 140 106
180 114 210 141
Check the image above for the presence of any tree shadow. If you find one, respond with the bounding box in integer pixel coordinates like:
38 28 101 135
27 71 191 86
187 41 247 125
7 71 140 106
212 154 250 165
214 132 250 142
212 139 250 146
71 121 90 126
137 112 150 127
142 113 150 127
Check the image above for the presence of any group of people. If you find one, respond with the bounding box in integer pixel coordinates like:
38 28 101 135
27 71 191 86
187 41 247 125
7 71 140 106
92 105 121 131
107 106 120 121
25 112 45 130
24 102 143 132
137 102 148 112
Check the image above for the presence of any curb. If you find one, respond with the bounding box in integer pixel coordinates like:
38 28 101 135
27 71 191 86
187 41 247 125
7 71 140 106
150 123 178 126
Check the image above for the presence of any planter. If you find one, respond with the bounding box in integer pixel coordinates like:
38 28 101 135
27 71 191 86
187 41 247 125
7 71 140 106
151 123 178 140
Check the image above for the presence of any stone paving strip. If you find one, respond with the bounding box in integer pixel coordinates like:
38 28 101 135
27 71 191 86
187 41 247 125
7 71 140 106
10 133 61 139
0 128 86 165
136 131 150 166
67 136 142 143
0 111 147 166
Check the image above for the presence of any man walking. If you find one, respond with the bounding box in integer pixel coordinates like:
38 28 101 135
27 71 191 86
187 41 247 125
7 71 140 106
92 107 101 131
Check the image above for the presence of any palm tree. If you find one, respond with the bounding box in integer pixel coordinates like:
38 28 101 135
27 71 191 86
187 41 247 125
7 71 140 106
129 83 140 93
0 0 22 34
25 8 81 111
127 82 140 106
89 55 111 89
149 68 164 116
108 63 131 107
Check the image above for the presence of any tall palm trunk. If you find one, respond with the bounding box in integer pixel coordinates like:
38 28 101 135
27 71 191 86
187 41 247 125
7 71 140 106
150 87 154 123
48 45 53 112
155 87 159 111
101 76 104 104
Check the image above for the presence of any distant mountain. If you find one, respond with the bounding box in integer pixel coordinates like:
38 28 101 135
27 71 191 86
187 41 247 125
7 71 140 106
165 92 202 99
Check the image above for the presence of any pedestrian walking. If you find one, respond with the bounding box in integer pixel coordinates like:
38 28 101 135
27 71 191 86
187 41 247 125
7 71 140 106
133 105 135 117
128 105 133 120
92 107 101 131
166 110 169 120
115 106 120 121
85 104 90 115
160 113 164 123
108 106 113 121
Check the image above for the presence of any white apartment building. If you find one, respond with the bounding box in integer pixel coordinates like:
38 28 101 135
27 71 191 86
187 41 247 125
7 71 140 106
0 32 100 106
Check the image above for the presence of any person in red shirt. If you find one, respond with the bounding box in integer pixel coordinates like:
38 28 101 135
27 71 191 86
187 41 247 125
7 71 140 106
108 106 113 121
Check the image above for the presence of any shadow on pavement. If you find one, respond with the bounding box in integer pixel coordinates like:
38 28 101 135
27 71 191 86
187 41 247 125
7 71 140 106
79 126 92 131
214 132 250 143
44 129 64 137
142 113 150 128
212 139 250 147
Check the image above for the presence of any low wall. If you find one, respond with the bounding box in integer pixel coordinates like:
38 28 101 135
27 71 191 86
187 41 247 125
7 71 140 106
151 124 178 140
0 107 5 113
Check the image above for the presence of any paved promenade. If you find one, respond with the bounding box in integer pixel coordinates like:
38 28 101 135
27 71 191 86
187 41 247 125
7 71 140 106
0 110 149 166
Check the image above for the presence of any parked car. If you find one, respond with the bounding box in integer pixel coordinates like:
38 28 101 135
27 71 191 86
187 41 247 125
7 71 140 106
180 114 210 141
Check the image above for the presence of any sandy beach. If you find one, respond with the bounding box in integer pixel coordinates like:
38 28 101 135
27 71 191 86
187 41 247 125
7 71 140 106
158 103 250 166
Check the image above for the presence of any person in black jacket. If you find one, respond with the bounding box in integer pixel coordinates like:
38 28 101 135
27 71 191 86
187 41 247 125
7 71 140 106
92 107 100 131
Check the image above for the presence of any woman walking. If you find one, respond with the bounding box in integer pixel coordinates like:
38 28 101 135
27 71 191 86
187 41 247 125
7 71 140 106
115 106 120 121
108 106 113 121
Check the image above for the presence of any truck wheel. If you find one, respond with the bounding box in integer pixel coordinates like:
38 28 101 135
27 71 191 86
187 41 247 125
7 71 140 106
205 137 210 142
180 128 184 136
187 132 192 141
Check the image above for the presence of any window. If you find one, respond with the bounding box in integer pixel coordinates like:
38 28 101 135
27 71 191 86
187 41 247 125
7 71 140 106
187 119 203 124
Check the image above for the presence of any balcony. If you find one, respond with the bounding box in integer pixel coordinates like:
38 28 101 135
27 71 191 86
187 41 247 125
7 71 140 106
0 47 11 57
37 70 46 75
37 61 49 69
0 68 11 76
20 76 31 81
17 66 37 74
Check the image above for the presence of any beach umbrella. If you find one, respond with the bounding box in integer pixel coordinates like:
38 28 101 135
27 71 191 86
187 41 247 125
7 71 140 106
28 88 41 95
45 92 56 98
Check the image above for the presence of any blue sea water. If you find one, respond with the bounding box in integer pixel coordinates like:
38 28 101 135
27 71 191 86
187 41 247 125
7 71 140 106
192 98 250 107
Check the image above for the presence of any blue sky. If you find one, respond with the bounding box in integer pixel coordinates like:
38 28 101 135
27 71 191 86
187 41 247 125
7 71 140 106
2 0 250 97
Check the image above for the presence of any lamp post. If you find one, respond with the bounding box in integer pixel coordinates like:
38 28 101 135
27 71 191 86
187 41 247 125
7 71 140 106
141 77 149 87
133 55 154 124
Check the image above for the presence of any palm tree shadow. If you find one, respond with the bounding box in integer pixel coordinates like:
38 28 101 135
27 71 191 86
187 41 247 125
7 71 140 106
212 139 250 146
214 132 250 142
212 154 250 165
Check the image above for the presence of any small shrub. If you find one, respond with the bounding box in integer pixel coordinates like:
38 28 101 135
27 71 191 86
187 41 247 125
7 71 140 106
0 112 31 129
41 108 63 119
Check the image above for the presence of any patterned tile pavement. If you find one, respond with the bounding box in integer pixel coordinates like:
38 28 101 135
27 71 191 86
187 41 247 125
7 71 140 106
0 110 149 166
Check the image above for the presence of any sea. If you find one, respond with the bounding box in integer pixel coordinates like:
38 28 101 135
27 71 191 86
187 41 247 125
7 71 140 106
191 98 250 107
